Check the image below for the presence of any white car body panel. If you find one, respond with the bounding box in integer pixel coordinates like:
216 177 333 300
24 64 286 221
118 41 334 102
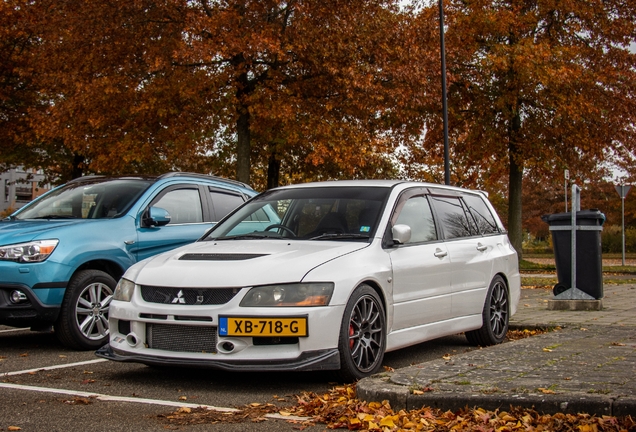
387 242 452 330
128 240 370 289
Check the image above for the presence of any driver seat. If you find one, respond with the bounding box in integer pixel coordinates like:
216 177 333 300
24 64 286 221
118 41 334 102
312 212 348 235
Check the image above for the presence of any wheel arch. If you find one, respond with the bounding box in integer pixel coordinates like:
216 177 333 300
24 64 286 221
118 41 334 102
357 279 388 318
494 272 511 303
74 259 126 284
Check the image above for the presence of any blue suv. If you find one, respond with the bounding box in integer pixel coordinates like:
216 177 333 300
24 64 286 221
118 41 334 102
0 172 255 350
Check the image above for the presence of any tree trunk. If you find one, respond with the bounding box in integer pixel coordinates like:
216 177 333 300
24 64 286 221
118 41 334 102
508 150 523 260
71 154 84 179
507 111 523 261
267 150 280 190
236 106 250 184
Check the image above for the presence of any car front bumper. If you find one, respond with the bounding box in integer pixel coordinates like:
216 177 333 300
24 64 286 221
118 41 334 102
0 283 63 327
96 343 341 372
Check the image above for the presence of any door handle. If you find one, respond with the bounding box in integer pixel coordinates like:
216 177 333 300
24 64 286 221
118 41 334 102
434 248 448 258
476 243 487 252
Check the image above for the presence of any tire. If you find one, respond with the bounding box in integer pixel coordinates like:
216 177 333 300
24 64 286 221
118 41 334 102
55 270 116 350
553 283 568 296
465 275 509 347
336 284 386 382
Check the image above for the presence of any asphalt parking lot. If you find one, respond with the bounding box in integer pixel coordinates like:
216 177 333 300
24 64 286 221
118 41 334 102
0 325 477 431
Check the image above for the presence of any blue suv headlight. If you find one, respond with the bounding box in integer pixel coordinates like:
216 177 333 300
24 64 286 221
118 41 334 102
0 240 59 263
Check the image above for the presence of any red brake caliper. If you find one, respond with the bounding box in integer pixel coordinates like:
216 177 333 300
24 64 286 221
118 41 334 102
349 323 355 350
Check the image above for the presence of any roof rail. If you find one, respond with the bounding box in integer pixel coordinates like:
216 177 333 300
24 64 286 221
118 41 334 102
158 172 253 190
66 175 107 184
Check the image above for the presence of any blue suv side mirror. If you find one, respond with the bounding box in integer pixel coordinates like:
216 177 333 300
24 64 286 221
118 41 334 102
145 206 171 227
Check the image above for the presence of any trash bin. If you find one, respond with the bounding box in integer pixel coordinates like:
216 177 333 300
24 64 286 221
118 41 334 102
541 209 605 299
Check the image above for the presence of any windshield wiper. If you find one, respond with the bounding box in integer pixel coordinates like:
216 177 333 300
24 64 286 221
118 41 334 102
309 233 370 240
214 232 286 240
32 215 79 219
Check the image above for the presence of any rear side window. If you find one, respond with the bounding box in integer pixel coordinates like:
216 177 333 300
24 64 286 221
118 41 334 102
209 189 244 221
430 196 478 239
463 194 500 235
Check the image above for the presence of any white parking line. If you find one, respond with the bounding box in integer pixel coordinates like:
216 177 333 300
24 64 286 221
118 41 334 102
0 381 238 411
0 328 29 334
3 358 109 376
0 382 307 421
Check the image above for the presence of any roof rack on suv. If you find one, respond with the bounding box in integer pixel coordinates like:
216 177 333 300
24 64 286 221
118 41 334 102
66 175 108 183
66 173 252 190
158 172 252 190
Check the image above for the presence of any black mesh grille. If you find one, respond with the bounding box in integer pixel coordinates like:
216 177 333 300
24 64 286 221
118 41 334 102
146 323 217 353
140 286 241 305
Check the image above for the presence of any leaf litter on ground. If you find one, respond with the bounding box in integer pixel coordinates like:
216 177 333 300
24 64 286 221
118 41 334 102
158 384 635 431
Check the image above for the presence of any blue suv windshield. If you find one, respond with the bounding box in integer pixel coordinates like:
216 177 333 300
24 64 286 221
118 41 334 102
15 179 153 220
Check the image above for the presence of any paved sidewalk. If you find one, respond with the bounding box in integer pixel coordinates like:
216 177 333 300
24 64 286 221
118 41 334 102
357 284 636 416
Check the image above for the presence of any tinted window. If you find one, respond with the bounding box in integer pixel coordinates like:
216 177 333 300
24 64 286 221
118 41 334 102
205 186 389 240
463 194 500 235
430 196 478 239
154 189 203 224
16 179 152 220
209 190 244 221
394 196 437 243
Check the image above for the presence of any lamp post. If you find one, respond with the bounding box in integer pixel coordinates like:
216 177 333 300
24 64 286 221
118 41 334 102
564 169 569 212
615 184 631 266
439 0 450 186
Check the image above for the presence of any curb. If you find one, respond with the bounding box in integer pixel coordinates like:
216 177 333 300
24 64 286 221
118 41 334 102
356 376 636 416
356 324 636 417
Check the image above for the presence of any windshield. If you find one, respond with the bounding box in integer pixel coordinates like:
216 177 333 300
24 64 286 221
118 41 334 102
203 186 389 241
15 179 153 220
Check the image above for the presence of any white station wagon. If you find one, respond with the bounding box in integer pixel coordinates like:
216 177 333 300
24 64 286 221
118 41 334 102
98 180 520 380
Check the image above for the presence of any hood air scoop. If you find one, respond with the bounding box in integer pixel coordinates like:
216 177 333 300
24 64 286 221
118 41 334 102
179 253 268 261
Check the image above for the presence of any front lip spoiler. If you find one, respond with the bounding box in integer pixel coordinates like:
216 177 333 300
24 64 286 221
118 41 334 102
95 344 341 372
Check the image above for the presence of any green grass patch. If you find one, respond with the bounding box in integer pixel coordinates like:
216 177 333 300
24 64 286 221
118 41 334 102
603 266 636 274
519 259 555 271
521 275 636 287
521 253 636 275
521 276 557 287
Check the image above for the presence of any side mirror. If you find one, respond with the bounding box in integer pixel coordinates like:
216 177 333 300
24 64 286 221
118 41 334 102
144 206 171 227
392 224 411 245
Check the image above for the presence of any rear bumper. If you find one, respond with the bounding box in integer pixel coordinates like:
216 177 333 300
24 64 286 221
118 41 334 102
96 343 341 372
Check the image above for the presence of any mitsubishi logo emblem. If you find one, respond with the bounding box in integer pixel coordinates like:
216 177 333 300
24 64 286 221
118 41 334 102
171 290 186 304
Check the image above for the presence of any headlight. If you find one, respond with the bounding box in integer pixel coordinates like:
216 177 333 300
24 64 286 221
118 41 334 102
240 283 334 307
0 240 59 263
113 278 136 302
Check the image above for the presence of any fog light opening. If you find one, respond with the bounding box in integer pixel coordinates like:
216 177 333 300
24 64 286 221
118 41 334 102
126 333 139 347
221 341 235 352
10 290 28 304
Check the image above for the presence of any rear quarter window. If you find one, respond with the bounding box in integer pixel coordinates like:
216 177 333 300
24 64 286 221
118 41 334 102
462 194 500 235
209 189 245 221
430 195 478 239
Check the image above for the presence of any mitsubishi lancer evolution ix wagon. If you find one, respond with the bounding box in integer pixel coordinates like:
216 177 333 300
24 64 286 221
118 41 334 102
98 180 520 380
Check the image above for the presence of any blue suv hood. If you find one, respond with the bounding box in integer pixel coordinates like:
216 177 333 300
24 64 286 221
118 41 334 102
0 219 87 245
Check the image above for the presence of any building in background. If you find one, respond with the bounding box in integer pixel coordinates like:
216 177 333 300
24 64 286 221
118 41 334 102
1 168 51 214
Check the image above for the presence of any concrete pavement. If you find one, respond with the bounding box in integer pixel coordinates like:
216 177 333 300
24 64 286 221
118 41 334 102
357 283 636 416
